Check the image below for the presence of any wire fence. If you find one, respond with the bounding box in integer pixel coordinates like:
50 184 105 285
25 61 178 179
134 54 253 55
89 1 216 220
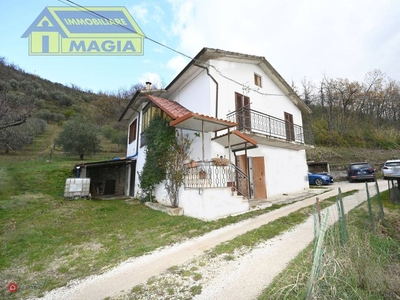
306 182 385 300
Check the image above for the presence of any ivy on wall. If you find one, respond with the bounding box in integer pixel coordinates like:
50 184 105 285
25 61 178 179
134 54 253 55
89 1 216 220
139 115 177 201
138 115 197 207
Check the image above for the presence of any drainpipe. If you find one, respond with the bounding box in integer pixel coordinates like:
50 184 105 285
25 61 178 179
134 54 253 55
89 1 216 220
124 105 142 196
194 63 220 165
193 64 219 119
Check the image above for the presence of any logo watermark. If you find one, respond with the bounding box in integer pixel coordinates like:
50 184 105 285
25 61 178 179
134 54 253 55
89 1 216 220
8 282 18 293
22 6 144 56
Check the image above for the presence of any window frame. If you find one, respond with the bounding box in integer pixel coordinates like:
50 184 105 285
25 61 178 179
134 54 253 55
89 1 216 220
140 103 172 147
254 73 262 88
129 119 137 144
284 112 295 141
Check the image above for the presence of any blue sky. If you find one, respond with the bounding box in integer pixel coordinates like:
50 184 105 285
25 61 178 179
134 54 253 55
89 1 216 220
1 0 400 94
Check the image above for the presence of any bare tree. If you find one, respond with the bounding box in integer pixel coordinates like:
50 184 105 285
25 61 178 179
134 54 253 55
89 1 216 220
300 77 316 106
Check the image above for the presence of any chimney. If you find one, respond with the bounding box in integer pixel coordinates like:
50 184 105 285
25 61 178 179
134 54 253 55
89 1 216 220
145 82 152 90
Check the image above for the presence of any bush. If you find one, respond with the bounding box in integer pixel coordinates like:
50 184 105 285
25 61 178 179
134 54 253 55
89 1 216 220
35 109 65 123
101 125 115 140
64 110 77 119
27 118 47 135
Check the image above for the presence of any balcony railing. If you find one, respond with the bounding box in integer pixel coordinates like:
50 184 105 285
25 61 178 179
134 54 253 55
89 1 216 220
184 161 250 199
226 108 314 145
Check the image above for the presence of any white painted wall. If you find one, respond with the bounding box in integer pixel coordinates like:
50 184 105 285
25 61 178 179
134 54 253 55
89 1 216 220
169 69 213 116
125 103 149 198
126 113 139 158
238 145 309 197
209 59 303 127
178 188 250 221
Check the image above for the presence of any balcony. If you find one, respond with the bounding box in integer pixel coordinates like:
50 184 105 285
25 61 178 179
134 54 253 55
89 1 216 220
226 108 314 149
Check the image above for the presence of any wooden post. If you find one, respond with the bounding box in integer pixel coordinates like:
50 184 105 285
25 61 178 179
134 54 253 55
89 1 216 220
316 197 321 226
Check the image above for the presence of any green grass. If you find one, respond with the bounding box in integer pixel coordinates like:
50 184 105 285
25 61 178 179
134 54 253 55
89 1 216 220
0 131 299 299
1 126 399 299
259 190 400 299
123 188 399 300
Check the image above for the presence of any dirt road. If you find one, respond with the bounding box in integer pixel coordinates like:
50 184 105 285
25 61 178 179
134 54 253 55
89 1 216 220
38 180 387 300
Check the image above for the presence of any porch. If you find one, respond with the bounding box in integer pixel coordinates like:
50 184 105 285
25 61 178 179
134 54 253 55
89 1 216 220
183 161 250 199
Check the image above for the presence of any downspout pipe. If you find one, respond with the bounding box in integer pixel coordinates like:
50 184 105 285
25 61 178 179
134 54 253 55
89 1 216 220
125 107 141 196
127 107 141 160
193 63 219 120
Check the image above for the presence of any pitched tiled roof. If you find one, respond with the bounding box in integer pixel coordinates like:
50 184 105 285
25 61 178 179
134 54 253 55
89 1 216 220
146 95 191 119
170 112 236 132
146 94 236 132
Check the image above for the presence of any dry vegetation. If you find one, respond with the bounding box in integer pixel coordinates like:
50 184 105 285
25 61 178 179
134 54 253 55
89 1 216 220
306 146 400 170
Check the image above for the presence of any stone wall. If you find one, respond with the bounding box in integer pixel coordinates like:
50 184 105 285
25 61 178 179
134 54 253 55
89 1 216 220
87 165 126 196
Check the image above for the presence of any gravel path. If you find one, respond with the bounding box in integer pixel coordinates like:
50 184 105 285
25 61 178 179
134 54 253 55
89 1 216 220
36 181 387 300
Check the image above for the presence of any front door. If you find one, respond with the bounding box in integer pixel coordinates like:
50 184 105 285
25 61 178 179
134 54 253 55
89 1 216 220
251 157 267 199
236 154 249 197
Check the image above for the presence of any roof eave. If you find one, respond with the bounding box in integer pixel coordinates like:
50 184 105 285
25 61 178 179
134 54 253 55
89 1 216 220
119 89 167 122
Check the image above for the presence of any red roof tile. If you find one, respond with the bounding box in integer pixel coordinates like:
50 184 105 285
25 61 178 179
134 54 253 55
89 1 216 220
146 95 191 119
146 94 236 132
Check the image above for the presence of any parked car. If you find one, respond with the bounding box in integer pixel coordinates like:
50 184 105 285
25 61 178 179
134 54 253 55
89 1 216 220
347 162 376 182
308 172 334 186
382 159 400 179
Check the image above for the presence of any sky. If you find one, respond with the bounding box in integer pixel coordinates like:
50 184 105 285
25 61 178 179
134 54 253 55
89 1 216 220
1 0 400 94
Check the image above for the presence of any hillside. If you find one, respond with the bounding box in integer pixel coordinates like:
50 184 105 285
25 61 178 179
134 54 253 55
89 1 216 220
306 146 400 170
1 56 399 167
0 56 135 154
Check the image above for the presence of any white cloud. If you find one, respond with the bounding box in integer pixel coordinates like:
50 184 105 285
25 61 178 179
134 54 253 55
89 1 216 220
129 4 149 24
166 0 400 84
139 72 164 89
166 55 190 75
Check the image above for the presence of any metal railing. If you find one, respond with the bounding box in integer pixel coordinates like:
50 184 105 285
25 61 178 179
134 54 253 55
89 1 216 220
184 161 250 199
226 108 314 145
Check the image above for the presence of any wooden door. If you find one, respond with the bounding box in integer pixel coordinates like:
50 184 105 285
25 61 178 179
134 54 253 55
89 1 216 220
236 154 249 197
235 92 251 131
284 112 295 141
252 157 267 199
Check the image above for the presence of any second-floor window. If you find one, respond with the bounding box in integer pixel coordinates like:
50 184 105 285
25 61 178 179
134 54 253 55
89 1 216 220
140 103 172 147
141 104 172 133
129 119 137 144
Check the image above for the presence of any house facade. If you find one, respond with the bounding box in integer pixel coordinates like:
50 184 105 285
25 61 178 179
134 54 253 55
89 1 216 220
119 48 314 221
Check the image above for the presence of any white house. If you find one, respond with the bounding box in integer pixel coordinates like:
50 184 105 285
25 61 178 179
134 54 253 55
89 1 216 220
119 48 313 221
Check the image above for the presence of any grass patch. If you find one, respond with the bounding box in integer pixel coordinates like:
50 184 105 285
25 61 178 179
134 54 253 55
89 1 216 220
0 143 296 299
1 126 395 299
207 191 353 257
259 190 400 299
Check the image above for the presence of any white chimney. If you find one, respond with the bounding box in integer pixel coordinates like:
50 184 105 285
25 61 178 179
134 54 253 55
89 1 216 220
145 82 152 90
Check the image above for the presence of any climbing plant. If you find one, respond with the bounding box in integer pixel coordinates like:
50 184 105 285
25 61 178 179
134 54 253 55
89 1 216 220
138 115 198 207
139 115 176 201
165 131 197 207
